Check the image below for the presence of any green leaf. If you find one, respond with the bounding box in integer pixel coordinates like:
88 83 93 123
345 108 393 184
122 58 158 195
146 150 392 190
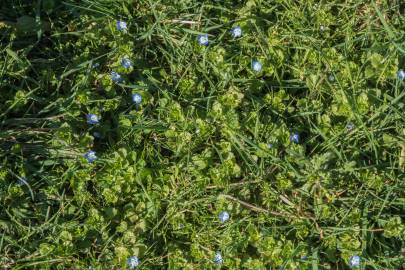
43 0 55 12
16 16 40 33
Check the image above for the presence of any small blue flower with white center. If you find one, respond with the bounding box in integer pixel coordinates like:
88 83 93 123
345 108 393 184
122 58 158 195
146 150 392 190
121 58 132 69
132 93 142 104
290 132 300 144
86 114 100 125
252 60 262 72
127 256 139 269
218 211 230 223
213 252 223 265
84 151 97 163
110 71 122 83
116 20 127 31
231 26 242 38
197 34 209 46
346 122 355 132
348 255 360 268
300 255 308 260
397 69 405 80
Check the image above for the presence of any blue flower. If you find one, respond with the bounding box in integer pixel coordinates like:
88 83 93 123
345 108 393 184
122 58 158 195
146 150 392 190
111 71 122 83
84 151 97 163
252 60 262 72
346 122 355 132
397 69 405 80
127 256 139 269
92 63 100 68
213 252 223 265
290 132 300 144
132 93 142 104
86 114 100 124
328 74 335 82
231 26 242 38
16 176 28 186
93 132 102 138
218 211 230 223
116 20 127 31
197 34 209 46
267 143 273 149
348 255 360 268
121 58 132 69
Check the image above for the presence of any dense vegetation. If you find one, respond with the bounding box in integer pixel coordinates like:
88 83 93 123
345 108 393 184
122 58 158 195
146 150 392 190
1 0 404 269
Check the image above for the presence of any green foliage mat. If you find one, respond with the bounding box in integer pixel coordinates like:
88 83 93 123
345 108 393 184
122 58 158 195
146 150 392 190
0 0 404 269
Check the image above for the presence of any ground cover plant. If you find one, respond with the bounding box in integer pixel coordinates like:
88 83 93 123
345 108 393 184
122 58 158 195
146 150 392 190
0 0 404 269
